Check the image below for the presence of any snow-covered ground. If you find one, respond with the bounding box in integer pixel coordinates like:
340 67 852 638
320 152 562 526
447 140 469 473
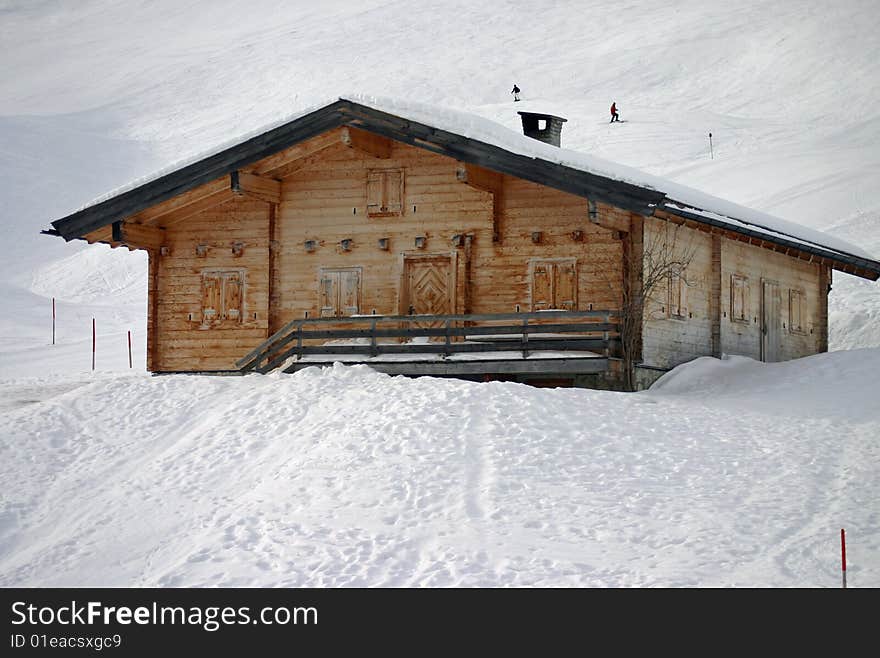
0 353 876 587
1 1 878 587
1 0 879 372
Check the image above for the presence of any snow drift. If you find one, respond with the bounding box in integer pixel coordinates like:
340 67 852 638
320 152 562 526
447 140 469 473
1 352 877 587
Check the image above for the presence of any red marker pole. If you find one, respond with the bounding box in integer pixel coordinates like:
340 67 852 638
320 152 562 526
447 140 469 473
92 318 96 371
128 330 133 369
52 297 56 345
841 528 847 589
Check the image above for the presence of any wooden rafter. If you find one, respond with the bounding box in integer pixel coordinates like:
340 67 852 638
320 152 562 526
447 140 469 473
251 128 345 177
82 225 119 247
127 178 231 227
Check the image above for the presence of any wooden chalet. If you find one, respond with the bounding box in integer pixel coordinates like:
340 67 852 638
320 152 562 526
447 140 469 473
45 96 880 389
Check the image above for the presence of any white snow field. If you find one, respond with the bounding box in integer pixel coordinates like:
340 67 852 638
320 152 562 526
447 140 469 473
1 1 879 587
0 352 877 587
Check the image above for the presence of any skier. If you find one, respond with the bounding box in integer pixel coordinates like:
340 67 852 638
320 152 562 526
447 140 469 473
511 84 521 102
610 102 620 123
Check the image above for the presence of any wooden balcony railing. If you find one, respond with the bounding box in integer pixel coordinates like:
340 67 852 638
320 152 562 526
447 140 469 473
236 310 620 374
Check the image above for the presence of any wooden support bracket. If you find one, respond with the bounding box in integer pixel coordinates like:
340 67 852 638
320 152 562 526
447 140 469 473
588 203 631 233
231 170 281 204
112 221 166 251
456 162 503 241
455 163 503 194
341 126 392 158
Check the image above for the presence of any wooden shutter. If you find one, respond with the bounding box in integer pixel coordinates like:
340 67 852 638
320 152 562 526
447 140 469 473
732 274 748 322
223 272 242 322
385 170 402 215
367 172 383 215
367 170 403 216
555 261 577 310
319 272 339 318
789 289 804 332
669 270 685 318
202 273 220 323
340 270 361 316
531 262 552 311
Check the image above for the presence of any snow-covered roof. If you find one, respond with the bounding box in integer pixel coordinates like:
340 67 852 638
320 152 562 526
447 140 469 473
53 94 880 276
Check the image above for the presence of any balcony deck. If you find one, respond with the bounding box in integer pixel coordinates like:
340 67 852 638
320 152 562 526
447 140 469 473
237 310 620 378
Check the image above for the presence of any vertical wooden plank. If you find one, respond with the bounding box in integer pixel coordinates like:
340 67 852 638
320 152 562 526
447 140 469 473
147 249 159 371
340 270 361 316
366 171 383 214
818 265 830 352
732 275 751 323
320 271 338 317
385 170 403 214
223 271 242 321
267 203 278 335
710 234 721 357
555 260 577 310
668 271 683 317
202 272 220 322
761 280 781 362
463 234 473 314
531 261 552 310
626 213 644 364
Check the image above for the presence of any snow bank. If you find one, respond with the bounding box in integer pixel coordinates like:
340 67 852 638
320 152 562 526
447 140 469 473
648 350 880 423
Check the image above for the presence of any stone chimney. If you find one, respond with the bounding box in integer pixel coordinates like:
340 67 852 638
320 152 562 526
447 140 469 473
518 111 568 147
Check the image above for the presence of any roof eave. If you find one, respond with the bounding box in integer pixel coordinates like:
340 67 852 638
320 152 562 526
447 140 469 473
662 204 880 281
49 99 663 240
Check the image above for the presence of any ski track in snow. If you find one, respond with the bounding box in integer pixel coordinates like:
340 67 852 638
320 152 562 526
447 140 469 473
0 356 877 587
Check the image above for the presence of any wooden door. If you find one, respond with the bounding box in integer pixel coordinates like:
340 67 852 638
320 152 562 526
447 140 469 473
403 255 453 327
761 280 781 362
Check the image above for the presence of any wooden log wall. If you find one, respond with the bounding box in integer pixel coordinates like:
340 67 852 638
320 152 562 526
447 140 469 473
153 195 270 371
640 212 825 369
719 237 823 362
137 128 827 373
271 139 623 332
640 216 714 369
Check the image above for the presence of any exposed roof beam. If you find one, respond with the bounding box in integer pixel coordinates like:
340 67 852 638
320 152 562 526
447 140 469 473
660 206 880 281
43 99 880 281
252 128 346 177
231 171 281 204
112 221 166 251
341 126 392 158
126 177 228 226
455 163 502 194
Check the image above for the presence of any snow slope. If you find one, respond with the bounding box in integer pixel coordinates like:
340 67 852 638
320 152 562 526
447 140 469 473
0 354 877 587
1 0 879 376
